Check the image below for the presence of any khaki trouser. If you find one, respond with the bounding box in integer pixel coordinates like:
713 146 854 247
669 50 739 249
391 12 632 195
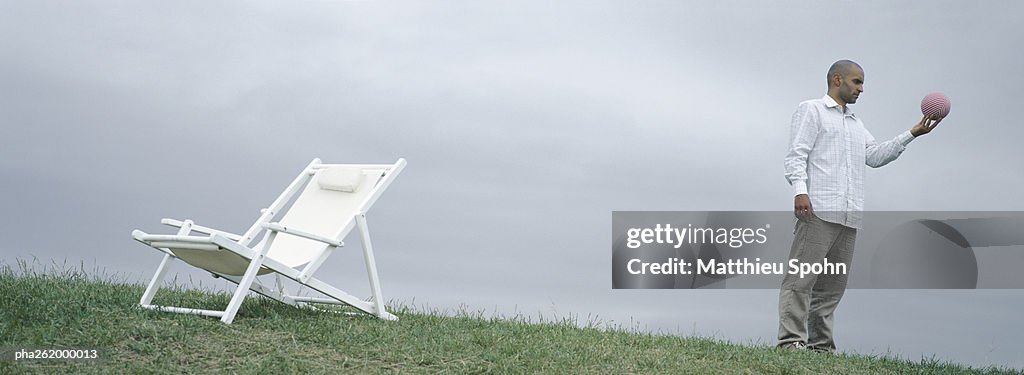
777 214 856 351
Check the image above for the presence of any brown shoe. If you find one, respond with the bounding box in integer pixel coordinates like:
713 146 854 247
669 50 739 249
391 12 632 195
778 342 807 350
807 346 836 355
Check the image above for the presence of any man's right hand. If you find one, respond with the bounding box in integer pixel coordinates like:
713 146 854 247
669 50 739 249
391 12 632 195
794 194 813 220
911 114 943 137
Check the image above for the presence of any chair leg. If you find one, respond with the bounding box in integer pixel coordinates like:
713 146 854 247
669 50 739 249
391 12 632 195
356 214 387 319
140 253 174 306
140 220 192 306
221 232 276 324
275 274 288 297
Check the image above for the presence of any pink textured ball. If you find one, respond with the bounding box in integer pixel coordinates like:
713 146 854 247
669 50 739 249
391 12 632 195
920 92 951 118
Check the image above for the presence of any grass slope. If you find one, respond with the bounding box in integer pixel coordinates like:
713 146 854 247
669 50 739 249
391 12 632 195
0 264 1019 374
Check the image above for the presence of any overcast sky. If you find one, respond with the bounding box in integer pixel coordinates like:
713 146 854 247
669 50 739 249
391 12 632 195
3 1 1023 369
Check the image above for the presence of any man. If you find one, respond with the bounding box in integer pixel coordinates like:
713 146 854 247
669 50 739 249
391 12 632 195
779 60 942 352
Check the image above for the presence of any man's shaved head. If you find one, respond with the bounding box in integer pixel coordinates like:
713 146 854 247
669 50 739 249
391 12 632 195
825 59 865 106
827 60 862 87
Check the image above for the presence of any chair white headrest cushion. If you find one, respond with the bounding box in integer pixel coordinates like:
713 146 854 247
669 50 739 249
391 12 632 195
317 167 365 193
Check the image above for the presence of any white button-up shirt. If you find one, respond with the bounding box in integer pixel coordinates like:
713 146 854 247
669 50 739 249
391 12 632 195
784 95 915 228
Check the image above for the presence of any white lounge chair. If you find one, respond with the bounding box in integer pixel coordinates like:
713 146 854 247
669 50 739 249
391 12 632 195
132 158 406 323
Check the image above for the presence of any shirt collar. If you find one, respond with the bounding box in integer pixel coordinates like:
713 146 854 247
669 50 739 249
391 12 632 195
822 95 856 118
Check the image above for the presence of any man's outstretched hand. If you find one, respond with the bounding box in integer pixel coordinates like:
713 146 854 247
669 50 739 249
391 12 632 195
911 114 943 137
795 194 813 220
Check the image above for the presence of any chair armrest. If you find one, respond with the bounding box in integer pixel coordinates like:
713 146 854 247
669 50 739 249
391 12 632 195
162 218 243 241
262 223 343 247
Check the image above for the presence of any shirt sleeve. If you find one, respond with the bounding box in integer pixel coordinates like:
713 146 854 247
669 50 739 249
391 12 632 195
865 129 914 168
784 102 818 196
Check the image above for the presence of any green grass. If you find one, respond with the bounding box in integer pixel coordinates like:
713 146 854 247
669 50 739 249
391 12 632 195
1 262 1020 374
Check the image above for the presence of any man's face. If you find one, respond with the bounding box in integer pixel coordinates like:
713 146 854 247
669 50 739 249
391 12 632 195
836 67 865 104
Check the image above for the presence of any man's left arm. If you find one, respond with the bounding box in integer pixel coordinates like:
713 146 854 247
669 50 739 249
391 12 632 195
865 115 943 168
